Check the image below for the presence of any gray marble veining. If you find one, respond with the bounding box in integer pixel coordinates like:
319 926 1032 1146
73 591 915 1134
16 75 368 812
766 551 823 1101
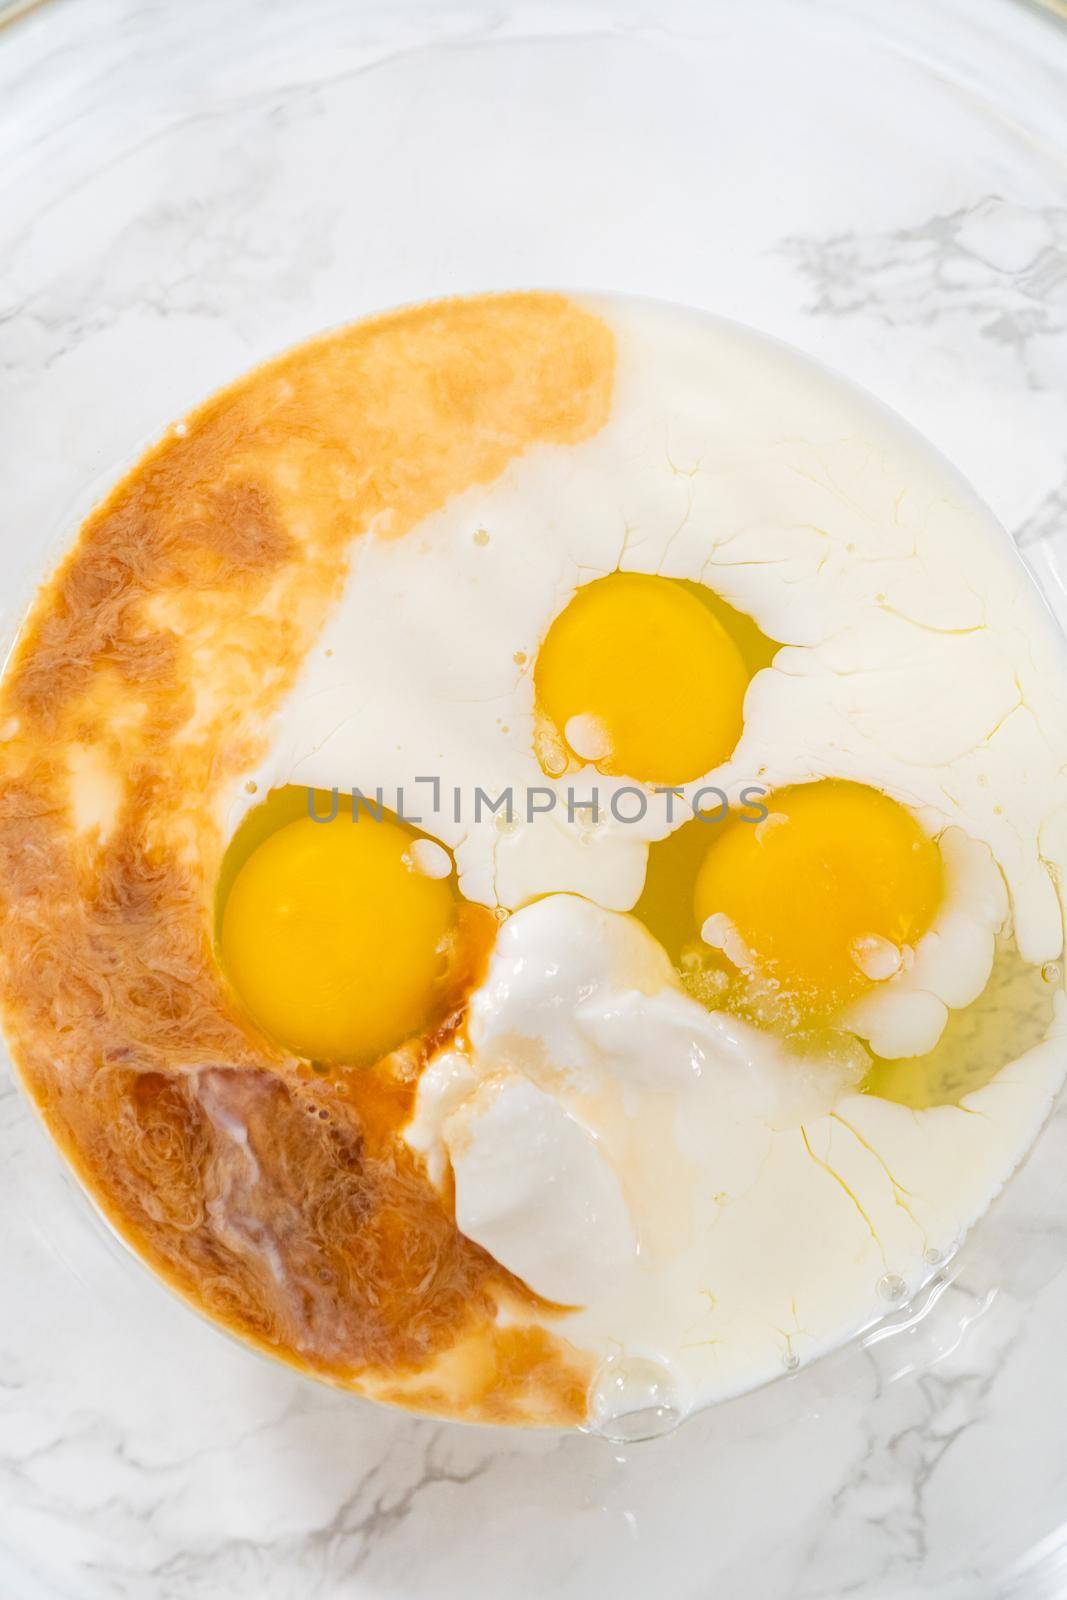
1 1 1067 1596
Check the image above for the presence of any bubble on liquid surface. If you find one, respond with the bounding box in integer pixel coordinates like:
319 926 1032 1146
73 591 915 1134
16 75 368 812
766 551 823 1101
877 1272 908 1303
591 1355 682 1443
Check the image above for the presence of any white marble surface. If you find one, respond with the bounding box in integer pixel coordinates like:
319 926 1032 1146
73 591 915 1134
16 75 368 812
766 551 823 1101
2 0 1067 1595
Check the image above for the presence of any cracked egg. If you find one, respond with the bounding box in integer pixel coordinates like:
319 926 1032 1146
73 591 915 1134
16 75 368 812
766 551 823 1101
1 292 1066 1429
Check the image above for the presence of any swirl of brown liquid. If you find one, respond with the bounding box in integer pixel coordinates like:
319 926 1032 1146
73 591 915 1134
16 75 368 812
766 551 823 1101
0 292 615 1425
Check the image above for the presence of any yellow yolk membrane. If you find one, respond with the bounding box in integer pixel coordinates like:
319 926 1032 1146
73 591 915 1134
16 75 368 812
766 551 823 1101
220 794 457 1064
694 780 944 1023
534 572 751 785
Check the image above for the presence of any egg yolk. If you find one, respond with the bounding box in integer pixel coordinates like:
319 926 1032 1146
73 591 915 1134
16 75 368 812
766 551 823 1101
693 780 943 1021
220 808 457 1064
533 572 750 785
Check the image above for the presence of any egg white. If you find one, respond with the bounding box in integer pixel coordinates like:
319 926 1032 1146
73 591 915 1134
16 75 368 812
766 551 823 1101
841 828 1009 1058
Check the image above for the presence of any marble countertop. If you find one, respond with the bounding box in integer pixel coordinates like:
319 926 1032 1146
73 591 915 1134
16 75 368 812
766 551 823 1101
2 1 1067 1595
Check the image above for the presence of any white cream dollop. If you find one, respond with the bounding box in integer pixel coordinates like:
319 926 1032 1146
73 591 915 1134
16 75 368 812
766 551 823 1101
407 893 1067 1419
444 1076 637 1306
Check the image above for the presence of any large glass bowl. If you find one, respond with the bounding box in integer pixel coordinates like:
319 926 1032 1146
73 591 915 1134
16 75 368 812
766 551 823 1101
2 2 1066 1597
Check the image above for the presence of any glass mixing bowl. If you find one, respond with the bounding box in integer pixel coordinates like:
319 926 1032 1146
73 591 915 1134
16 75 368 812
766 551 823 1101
1 2 1066 1597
